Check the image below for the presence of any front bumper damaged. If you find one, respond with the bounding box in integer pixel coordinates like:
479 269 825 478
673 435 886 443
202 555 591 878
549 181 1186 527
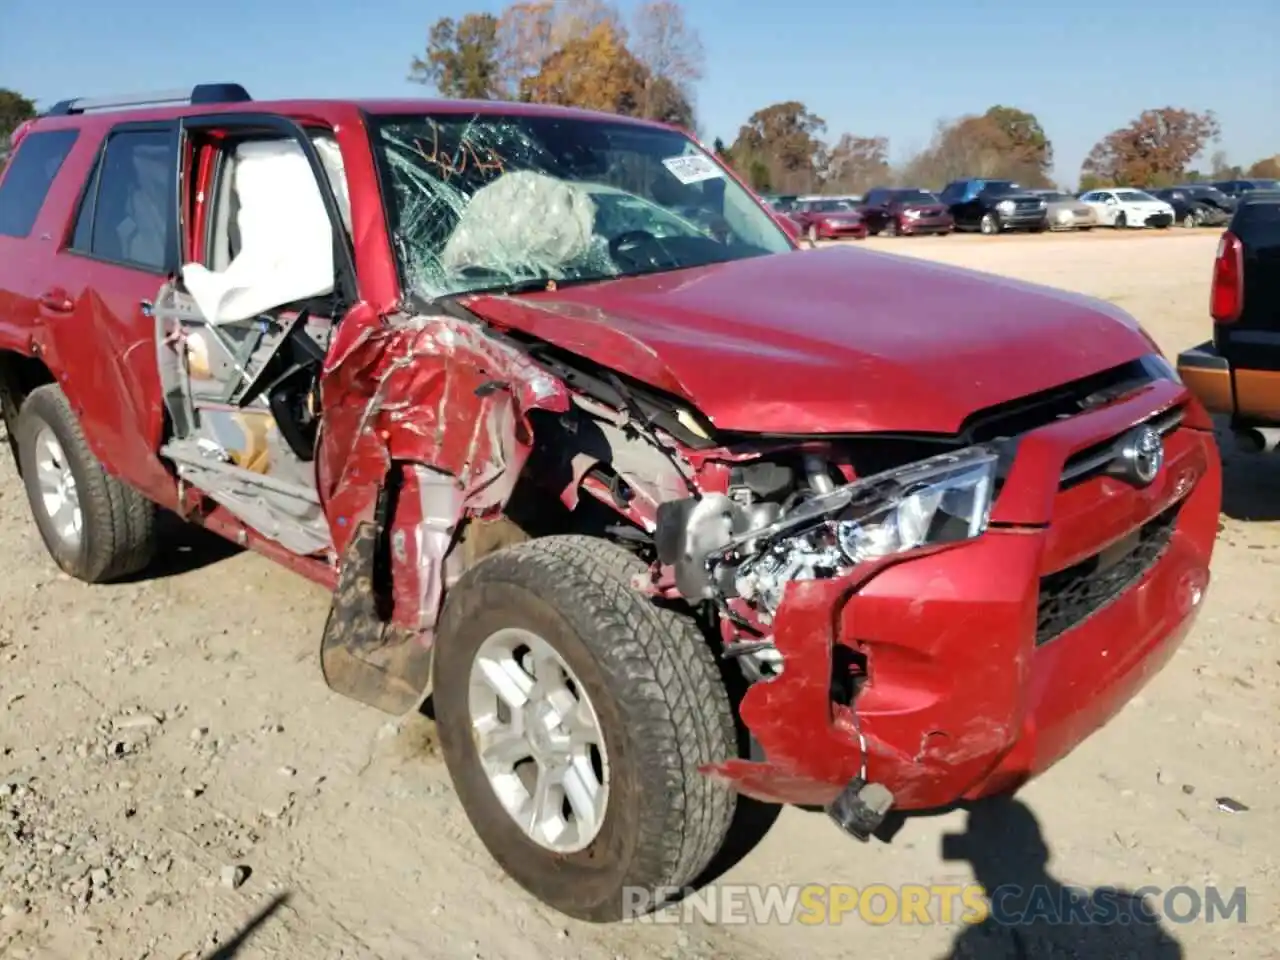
702 394 1220 811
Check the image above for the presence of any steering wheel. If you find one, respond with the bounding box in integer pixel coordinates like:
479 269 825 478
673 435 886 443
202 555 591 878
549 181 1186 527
608 230 659 261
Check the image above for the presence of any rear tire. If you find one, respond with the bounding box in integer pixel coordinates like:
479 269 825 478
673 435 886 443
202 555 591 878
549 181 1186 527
15 384 157 583
433 535 738 922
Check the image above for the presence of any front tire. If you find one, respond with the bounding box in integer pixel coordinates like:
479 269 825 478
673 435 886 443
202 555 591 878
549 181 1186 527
1115 211 1128 229
979 212 999 235
15 385 157 583
433 535 738 922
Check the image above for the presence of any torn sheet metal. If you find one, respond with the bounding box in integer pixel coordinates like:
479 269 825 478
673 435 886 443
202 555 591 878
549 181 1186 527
318 303 568 631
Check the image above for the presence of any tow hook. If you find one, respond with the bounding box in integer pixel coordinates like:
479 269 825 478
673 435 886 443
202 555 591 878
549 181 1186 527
827 777 895 841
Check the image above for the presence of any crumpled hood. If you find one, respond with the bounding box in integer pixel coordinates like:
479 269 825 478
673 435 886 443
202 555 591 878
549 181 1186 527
462 245 1153 435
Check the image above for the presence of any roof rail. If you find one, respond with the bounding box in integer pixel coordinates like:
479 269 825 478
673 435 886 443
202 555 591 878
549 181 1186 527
41 83 252 117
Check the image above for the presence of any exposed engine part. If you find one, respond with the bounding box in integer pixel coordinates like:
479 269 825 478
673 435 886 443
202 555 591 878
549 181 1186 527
654 455 848 611
733 533 847 620
804 454 835 494
723 639 785 680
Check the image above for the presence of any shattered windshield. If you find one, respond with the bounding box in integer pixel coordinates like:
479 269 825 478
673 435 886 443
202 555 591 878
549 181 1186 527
371 113 793 300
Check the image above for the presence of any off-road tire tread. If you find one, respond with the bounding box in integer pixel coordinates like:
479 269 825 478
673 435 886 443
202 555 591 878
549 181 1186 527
453 534 737 910
18 385 157 583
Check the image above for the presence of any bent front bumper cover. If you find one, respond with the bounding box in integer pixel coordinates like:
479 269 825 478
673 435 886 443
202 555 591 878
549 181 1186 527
703 405 1219 809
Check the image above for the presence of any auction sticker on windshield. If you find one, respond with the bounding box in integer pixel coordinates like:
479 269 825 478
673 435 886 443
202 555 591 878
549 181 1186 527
662 154 724 185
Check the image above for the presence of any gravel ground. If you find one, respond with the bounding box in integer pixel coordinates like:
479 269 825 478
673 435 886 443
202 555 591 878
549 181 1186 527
2 231 1276 959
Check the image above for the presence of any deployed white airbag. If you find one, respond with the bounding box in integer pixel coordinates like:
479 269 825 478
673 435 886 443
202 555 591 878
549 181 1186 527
183 139 338 325
440 170 597 278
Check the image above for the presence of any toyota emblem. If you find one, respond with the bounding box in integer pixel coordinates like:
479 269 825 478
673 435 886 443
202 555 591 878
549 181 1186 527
1114 425 1164 487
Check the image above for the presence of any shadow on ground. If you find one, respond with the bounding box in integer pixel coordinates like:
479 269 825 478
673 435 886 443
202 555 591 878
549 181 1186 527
938 797 1183 959
1217 419 1280 523
116 510 244 583
201 892 291 959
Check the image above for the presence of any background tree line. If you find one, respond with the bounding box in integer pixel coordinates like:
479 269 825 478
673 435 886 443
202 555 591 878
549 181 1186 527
408 0 703 130
5 1 1280 191
0 89 38 170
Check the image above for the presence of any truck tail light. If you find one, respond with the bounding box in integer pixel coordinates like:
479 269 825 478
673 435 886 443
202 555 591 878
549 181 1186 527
1210 231 1243 323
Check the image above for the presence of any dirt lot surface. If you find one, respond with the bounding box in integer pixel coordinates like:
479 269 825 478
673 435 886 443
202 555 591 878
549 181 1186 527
3 231 1277 959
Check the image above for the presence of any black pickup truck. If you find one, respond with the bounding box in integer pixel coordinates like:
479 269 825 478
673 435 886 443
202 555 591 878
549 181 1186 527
1177 192 1280 451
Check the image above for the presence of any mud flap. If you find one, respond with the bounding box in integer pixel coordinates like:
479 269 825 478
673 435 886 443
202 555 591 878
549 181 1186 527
319 486 434 715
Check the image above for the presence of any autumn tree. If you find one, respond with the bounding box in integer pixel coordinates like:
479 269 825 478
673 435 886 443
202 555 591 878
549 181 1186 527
823 135 890 194
729 101 826 193
983 105 1052 183
0 89 36 168
496 0 622 97
899 108 1052 188
520 21 649 115
1247 156 1280 179
408 13 504 99
630 0 704 123
1080 107 1220 187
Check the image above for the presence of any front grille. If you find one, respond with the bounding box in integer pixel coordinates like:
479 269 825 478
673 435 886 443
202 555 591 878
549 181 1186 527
1014 199 1043 211
1058 404 1184 489
1035 501 1180 646
1145 213 1172 226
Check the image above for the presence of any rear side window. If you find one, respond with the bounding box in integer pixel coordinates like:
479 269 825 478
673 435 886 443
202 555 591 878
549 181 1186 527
70 128 176 273
0 129 79 238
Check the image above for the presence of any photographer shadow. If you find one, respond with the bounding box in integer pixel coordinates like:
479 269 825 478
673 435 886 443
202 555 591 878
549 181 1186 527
941 797 1184 959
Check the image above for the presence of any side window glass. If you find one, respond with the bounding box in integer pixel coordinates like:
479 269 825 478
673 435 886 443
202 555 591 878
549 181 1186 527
74 128 176 272
0 129 79 238
71 156 102 252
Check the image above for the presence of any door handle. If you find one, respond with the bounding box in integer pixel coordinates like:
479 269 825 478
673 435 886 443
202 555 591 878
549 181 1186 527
38 288 73 313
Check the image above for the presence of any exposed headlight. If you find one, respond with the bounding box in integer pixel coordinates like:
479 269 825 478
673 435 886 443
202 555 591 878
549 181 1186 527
996 199 1015 213
1056 209 1073 223
904 209 921 219
833 449 998 562
724 447 999 616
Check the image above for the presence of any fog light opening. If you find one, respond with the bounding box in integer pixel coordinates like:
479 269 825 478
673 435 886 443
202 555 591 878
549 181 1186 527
831 643 868 707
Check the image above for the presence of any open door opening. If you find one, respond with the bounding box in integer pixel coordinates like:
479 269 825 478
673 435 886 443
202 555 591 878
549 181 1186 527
153 125 352 558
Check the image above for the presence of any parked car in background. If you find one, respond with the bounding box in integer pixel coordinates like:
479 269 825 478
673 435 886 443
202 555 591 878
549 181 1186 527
1147 188 1229 228
1078 189 1175 229
788 197 868 241
1028 189 1098 231
1177 192 1280 454
1213 179 1280 200
1175 184 1237 216
860 187 953 236
939 178 1048 235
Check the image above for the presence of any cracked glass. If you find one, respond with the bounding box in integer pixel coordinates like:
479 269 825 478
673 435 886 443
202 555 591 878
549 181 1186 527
370 112 793 300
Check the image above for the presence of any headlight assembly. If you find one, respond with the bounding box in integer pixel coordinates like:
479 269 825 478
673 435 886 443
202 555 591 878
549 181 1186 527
996 199 1015 213
718 447 999 617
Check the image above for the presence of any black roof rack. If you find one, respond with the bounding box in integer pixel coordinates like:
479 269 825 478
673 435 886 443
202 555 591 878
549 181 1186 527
41 83 252 117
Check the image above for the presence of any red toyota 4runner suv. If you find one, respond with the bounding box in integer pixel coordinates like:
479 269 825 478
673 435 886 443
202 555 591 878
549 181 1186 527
0 85 1219 921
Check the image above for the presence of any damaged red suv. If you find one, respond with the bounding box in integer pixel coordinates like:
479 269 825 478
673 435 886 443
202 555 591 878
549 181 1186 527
0 85 1219 922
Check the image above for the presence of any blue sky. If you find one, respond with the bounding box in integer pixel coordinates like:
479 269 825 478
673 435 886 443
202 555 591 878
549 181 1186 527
3 0 1276 185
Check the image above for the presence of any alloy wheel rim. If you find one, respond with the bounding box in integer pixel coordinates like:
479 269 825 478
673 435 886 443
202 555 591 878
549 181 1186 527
33 426 82 550
468 627 610 853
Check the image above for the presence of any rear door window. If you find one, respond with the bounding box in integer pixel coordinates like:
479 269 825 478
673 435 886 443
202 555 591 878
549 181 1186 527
0 129 79 238
70 127 177 273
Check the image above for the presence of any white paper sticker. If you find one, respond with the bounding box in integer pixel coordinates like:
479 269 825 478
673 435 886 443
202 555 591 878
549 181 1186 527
662 154 725 185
